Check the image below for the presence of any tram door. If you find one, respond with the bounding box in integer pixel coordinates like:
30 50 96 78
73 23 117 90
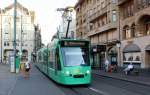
55 48 61 75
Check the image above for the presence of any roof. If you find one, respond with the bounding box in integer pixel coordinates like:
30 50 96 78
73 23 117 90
3 2 29 15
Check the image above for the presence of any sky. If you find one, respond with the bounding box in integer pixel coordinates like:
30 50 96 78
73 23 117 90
0 0 77 45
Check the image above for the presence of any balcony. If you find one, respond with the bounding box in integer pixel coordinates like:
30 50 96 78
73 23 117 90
89 7 107 22
88 22 117 37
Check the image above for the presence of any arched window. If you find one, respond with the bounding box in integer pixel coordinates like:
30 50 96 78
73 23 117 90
131 23 136 37
145 20 150 35
123 25 130 39
138 15 150 36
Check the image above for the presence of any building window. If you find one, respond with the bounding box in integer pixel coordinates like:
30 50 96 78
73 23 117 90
77 7 80 12
122 1 134 19
131 24 136 37
101 2 105 9
131 4 134 16
4 42 7 46
123 52 141 67
112 0 116 4
7 42 9 46
4 32 9 40
123 25 131 39
126 29 131 39
123 52 141 62
145 23 150 35
135 56 140 61
16 16 20 22
112 10 117 22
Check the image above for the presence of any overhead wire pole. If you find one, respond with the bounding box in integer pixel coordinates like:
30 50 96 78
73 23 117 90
57 7 74 38
1 11 3 63
20 6 23 57
14 0 17 72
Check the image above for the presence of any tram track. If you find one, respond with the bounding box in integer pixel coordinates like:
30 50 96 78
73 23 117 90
57 84 104 95
37 66 103 95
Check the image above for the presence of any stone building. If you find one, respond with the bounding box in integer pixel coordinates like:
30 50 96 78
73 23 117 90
0 2 35 63
32 24 42 62
75 0 119 69
118 0 150 68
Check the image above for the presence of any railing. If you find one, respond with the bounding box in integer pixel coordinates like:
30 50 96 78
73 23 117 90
88 22 117 36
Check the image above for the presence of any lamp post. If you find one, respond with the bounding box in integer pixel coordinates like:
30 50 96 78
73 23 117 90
20 6 23 57
116 41 121 67
13 0 17 72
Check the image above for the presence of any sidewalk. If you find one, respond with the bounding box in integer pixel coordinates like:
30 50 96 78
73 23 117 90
0 64 17 95
93 69 150 86
0 63 65 95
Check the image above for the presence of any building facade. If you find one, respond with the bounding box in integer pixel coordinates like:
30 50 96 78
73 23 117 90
118 0 150 68
75 0 119 69
32 24 42 62
0 2 35 63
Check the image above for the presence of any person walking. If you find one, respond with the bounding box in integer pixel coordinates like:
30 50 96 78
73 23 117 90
24 59 31 78
124 63 134 75
20 57 26 78
105 59 110 72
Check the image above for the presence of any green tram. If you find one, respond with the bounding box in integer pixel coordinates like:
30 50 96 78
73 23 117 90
36 38 91 85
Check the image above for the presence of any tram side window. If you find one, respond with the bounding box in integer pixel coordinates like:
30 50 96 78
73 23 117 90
43 52 48 65
56 49 61 70
49 50 54 68
38 52 42 64
41 53 45 64
82 47 90 66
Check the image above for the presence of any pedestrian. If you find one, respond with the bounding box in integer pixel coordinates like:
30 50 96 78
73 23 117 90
124 62 134 75
105 59 110 72
19 57 26 78
24 59 31 78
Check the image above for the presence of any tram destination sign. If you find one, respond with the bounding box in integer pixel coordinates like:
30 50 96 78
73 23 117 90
61 41 88 47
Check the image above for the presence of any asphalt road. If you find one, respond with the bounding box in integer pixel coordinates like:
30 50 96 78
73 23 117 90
1 64 149 95
56 73 150 95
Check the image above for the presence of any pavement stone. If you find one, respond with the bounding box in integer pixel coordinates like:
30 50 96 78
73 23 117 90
93 70 150 86
0 63 65 95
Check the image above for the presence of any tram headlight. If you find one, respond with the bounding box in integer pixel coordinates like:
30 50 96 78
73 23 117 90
86 70 90 74
65 71 70 75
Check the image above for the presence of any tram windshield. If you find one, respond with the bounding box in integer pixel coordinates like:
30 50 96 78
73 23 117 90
61 47 90 67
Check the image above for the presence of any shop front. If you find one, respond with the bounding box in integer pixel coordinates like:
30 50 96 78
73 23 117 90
108 46 118 66
123 44 141 68
91 45 106 69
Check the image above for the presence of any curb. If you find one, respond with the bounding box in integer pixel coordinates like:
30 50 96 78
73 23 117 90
93 72 150 87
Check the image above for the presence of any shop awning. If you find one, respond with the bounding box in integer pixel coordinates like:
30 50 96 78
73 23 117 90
123 44 141 53
145 45 150 51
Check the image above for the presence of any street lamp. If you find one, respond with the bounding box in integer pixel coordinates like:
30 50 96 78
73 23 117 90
20 5 23 57
116 41 121 66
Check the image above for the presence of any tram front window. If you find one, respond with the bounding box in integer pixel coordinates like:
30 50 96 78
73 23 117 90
61 47 89 67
